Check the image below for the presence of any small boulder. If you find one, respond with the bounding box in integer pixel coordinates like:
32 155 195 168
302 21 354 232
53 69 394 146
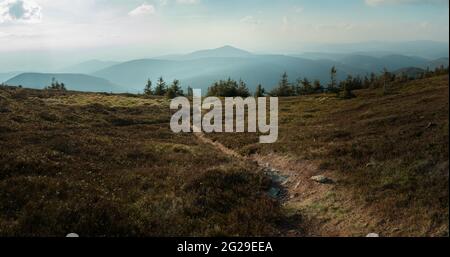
366 161 376 168
268 187 281 198
311 175 334 184
66 233 79 238
366 233 379 237
426 122 437 129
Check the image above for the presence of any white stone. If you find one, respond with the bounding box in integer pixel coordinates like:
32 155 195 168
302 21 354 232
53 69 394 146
311 175 333 184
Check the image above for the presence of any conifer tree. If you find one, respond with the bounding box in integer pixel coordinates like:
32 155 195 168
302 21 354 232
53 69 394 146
166 79 184 99
187 86 194 97
144 79 153 96
328 66 338 93
154 77 167 96
313 79 323 93
270 72 294 96
254 84 266 97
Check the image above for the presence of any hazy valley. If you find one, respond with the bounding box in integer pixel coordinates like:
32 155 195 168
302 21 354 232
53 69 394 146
2 43 448 94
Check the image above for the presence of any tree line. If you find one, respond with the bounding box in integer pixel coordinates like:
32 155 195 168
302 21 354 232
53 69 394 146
205 64 449 99
143 77 188 98
144 64 449 99
45 77 67 91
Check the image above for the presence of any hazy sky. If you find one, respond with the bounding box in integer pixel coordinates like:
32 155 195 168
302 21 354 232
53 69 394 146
0 0 449 70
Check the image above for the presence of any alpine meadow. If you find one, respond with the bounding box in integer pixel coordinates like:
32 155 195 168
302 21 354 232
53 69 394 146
0 0 449 240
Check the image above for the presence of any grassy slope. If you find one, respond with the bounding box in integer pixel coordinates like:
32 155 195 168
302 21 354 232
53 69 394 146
0 88 283 237
208 75 449 236
0 75 447 237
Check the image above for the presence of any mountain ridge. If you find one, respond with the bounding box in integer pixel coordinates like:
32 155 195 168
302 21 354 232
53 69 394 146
4 45 449 93
6 73 122 93
60 60 121 74
91 46 448 92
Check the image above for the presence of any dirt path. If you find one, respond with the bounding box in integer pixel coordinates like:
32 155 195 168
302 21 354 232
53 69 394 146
193 131 382 237
194 131 241 159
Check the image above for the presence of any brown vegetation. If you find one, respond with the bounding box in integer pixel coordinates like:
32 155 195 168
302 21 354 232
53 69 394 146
0 87 283 237
208 75 449 236
0 74 448 237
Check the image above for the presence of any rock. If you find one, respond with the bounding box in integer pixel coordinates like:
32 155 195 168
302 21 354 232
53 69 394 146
266 172 288 184
268 187 281 198
311 175 333 184
366 162 376 168
270 168 280 173
66 233 79 238
366 233 379 237
426 122 437 129
289 193 300 200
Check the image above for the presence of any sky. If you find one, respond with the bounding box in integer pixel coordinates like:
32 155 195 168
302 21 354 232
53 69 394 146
0 0 449 70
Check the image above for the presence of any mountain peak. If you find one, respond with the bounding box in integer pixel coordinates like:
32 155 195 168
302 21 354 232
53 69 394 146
214 45 251 53
217 45 240 50
187 45 252 59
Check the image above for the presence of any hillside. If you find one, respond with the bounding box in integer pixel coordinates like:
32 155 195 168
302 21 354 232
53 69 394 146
60 60 121 74
207 75 449 236
158 45 254 60
91 46 448 93
92 54 363 92
0 87 286 236
6 73 122 93
0 72 20 83
394 67 426 79
0 74 448 237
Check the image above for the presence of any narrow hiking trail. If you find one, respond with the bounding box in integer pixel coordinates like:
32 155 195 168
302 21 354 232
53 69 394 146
193 131 382 237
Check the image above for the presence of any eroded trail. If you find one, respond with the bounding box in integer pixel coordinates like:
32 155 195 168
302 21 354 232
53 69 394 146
194 131 241 159
193 132 380 237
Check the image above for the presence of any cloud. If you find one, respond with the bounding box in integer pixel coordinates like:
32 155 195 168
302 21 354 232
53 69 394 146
0 0 42 24
294 7 304 13
128 3 156 17
240 15 261 25
176 0 200 4
365 0 449 6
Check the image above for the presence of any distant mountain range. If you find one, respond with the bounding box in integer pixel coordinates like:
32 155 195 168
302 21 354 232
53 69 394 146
92 53 360 93
5 73 122 92
0 72 21 84
299 40 449 59
59 60 121 74
157 45 254 60
393 67 427 79
91 46 448 92
3 45 449 93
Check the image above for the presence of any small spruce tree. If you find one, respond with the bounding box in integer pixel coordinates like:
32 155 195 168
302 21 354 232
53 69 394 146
254 84 266 97
166 79 184 99
154 77 167 96
328 66 338 94
144 79 153 96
